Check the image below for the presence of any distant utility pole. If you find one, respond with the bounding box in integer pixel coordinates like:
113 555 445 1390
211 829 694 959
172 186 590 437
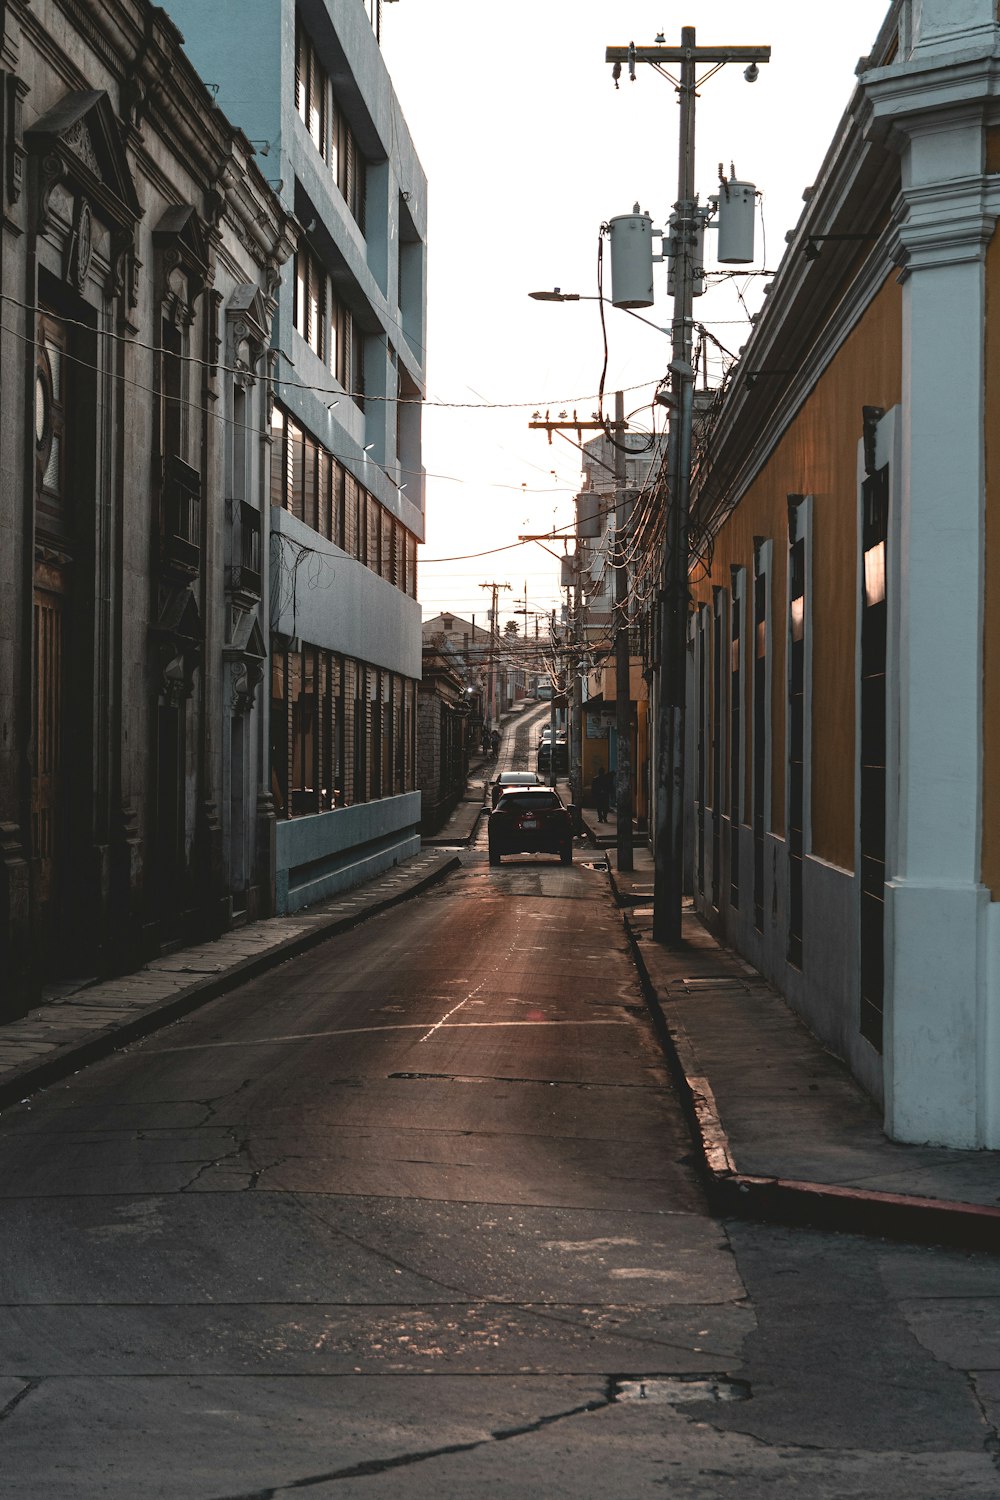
605 28 770 943
479 580 511 726
528 408 628 815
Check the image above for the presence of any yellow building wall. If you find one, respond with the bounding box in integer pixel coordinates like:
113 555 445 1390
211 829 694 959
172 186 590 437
691 274 902 872
581 657 647 815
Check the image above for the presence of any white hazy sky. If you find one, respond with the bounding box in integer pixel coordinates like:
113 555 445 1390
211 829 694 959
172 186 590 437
379 1 886 632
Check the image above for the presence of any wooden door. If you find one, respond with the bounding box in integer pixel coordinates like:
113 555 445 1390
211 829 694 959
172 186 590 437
32 309 74 953
31 568 68 925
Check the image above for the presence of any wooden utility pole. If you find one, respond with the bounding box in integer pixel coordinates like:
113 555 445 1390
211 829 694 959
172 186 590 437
479 580 510 727
606 29 770 942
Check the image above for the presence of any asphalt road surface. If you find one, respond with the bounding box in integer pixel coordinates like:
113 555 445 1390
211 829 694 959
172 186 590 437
3 828 1000 1496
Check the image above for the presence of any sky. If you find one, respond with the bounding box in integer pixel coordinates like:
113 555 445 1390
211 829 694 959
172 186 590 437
379 1 887 633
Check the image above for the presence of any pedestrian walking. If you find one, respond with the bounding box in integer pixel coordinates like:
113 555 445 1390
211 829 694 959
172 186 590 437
481 726 491 755
592 767 612 822
490 728 501 758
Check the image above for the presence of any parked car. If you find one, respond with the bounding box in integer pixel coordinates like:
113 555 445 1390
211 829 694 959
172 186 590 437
488 787 575 866
536 740 568 774
490 770 542 808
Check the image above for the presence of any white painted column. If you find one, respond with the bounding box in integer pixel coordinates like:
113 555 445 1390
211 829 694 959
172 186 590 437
863 49 997 1143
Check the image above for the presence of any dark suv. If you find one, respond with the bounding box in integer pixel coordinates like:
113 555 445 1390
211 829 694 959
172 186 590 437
488 787 575 866
536 739 568 775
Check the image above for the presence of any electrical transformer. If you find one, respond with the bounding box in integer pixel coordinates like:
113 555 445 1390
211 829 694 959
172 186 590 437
608 207 654 308
576 490 602 539
717 180 756 264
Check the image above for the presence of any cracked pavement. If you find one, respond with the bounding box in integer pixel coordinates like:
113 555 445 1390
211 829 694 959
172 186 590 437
2 849 1000 1495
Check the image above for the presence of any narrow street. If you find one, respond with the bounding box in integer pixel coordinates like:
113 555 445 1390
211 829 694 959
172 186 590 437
3 727 1000 1496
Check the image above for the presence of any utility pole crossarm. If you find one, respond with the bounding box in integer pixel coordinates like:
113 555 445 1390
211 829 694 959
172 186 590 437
527 420 615 432
605 44 770 65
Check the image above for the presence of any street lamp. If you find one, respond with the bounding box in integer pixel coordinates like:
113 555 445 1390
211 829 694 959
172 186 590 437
528 289 668 339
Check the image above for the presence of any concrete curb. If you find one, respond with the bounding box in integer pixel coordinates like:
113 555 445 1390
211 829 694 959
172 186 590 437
0 854 461 1115
620 907 1000 1253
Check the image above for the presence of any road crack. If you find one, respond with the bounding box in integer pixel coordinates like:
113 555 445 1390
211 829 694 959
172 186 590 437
968 1372 1000 1473
209 1389 614 1498
0 1379 39 1424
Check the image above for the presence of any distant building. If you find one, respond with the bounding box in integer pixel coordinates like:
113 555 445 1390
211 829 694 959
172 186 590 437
422 612 529 723
0 0 297 1013
163 0 427 911
577 430 667 821
418 642 471 834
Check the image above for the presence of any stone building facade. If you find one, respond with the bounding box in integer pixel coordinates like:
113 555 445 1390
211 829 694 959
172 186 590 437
0 0 296 1013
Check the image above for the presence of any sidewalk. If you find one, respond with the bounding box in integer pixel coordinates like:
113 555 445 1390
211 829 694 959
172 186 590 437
585 805 1000 1251
420 752 490 847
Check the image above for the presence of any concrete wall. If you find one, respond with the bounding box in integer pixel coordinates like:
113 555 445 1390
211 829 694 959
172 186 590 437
276 791 420 911
270 507 421 677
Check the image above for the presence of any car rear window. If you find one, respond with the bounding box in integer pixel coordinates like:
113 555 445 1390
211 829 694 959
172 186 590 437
498 792 562 811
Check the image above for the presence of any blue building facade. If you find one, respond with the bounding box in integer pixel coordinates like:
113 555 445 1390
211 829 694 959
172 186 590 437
163 0 427 910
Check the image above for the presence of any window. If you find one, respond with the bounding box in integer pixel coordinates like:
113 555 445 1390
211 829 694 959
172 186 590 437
729 567 744 910
367 494 380 575
270 406 285 509
787 500 808 969
296 13 367 232
296 15 327 158
161 318 183 463
237 502 261 596
331 290 347 386
344 470 359 557
752 541 771 933
331 457 345 549
354 664 368 803
696 606 709 894
320 653 344 808
35 310 70 535
399 530 409 597
860 463 890 1050
331 96 366 231
294 245 326 365
272 406 397 581
329 288 364 410
712 588 726 911
351 319 365 411
406 533 417 599
393 674 405 793
271 645 416 815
